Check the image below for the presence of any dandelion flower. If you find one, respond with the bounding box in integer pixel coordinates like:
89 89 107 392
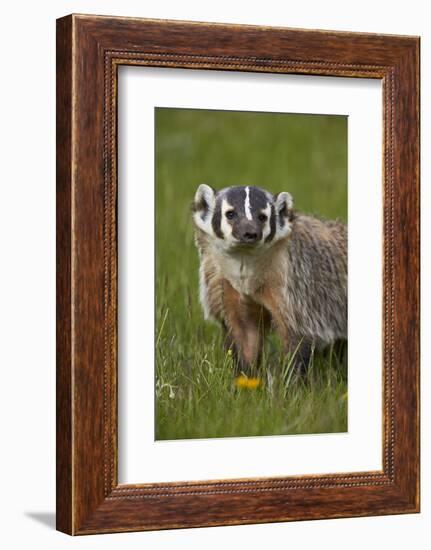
234 375 262 390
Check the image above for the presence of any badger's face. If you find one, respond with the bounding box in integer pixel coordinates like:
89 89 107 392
193 184 294 251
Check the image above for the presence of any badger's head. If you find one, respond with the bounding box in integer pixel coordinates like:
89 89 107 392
193 184 294 251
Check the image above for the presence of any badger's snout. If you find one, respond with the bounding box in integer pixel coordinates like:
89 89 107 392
242 231 258 243
237 221 261 244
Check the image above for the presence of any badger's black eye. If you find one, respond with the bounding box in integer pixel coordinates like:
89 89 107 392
258 213 268 222
225 210 236 220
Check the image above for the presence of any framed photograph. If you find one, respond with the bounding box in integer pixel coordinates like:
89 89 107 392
56 14 420 535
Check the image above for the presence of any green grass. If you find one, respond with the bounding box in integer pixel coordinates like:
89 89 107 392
155 107 347 440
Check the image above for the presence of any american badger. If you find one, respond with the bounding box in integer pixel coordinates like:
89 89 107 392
193 184 347 375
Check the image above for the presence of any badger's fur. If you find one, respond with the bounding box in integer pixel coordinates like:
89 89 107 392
193 184 347 375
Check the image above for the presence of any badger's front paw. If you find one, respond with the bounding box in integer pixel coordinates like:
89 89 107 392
288 341 314 376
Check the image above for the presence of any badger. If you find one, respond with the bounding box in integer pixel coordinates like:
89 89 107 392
192 184 347 376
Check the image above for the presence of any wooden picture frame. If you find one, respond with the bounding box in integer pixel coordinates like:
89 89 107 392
56 14 420 535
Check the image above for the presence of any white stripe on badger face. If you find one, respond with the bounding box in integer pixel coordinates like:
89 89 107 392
244 186 252 220
260 203 272 241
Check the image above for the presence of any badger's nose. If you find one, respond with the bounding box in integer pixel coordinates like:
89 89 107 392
242 231 258 243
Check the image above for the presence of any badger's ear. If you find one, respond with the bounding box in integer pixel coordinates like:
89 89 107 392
193 184 216 235
194 184 216 214
275 192 293 218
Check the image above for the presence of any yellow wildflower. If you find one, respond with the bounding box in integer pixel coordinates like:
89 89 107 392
234 375 262 390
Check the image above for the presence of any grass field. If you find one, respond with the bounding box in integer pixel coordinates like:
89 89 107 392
155 107 348 440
